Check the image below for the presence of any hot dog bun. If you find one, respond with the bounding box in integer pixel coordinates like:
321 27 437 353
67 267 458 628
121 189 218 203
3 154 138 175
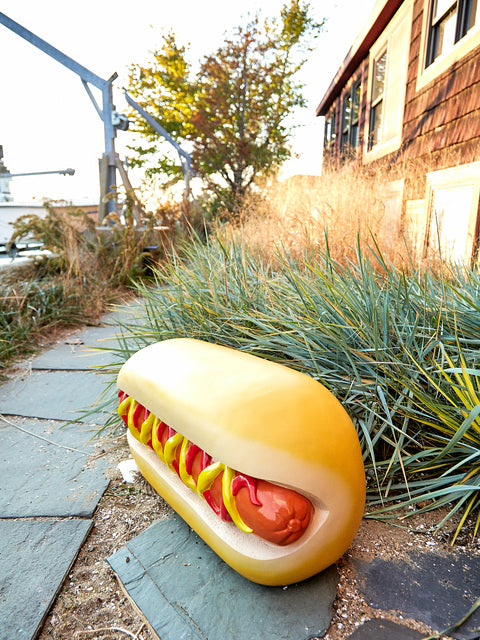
117 338 365 586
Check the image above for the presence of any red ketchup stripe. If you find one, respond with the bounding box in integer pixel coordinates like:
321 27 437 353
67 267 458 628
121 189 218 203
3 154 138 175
118 390 129 426
232 474 261 506
201 450 212 471
132 403 145 433
203 490 220 515
203 489 232 522
185 443 202 475
219 498 232 522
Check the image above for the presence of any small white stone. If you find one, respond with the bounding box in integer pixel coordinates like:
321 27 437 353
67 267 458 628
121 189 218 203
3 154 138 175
117 458 140 483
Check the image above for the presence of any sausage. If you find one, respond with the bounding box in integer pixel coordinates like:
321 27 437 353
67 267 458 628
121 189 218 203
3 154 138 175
118 391 313 545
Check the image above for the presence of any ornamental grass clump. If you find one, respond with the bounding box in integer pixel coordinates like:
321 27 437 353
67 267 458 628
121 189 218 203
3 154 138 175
0 196 174 371
103 233 480 541
0 263 85 372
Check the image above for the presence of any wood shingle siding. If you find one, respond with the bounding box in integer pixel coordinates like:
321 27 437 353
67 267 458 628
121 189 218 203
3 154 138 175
317 0 480 263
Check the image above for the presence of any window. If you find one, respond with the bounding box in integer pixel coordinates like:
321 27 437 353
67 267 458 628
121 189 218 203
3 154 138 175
350 82 362 148
368 49 387 149
424 162 480 263
341 92 352 150
339 80 361 155
365 0 412 160
426 0 478 65
324 108 336 152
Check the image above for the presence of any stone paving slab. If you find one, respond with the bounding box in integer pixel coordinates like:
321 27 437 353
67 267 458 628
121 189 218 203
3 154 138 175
354 550 480 640
0 417 109 517
346 619 425 639
29 300 148 371
31 324 124 370
108 514 339 640
0 369 111 422
0 518 92 640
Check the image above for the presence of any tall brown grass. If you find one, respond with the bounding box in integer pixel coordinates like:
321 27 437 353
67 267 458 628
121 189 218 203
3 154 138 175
225 146 480 269
224 162 407 265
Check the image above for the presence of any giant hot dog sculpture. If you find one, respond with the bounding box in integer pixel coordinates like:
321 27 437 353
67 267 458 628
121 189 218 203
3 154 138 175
117 338 365 586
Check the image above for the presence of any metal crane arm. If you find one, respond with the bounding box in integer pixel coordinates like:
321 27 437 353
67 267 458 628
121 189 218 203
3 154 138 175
0 12 108 91
3 169 75 178
124 91 192 164
0 11 120 219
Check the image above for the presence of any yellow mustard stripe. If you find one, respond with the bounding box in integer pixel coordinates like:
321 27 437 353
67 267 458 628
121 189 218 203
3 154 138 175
222 466 253 533
196 460 225 495
178 438 198 492
164 432 184 471
139 411 156 445
119 395 252 534
118 395 133 417
127 399 138 433
118 395 140 441
151 418 166 462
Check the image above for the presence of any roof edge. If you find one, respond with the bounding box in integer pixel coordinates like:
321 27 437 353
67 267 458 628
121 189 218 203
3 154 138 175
316 0 404 116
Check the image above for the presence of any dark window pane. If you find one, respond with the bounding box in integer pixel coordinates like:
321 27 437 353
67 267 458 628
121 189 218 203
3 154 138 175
350 123 359 148
341 93 352 148
350 82 361 148
352 84 361 123
324 108 336 151
465 0 478 31
342 94 352 131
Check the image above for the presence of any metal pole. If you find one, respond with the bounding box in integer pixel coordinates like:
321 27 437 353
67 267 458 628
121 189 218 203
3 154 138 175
3 169 75 178
102 80 117 216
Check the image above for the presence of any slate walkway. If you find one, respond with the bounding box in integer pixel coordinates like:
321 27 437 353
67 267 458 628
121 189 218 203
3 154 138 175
0 312 124 640
1 303 479 640
108 515 339 640
354 551 480 640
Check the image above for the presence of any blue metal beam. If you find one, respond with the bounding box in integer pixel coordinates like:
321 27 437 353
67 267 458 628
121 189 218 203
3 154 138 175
0 12 107 91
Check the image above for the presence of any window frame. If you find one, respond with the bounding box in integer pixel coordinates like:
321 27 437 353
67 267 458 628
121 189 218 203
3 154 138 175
323 107 336 153
349 80 362 148
340 91 352 151
418 0 480 90
368 48 387 150
423 162 480 264
364 0 413 162
425 0 478 67
338 78 362 156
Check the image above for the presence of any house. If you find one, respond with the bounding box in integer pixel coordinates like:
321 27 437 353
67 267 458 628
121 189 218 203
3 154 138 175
317 0 480 264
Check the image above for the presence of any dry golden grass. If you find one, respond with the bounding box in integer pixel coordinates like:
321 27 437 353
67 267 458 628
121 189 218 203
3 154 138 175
223 142 480 271
225 162 408 266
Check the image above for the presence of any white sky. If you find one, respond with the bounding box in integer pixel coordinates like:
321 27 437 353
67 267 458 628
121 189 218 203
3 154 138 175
0 0 377 204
